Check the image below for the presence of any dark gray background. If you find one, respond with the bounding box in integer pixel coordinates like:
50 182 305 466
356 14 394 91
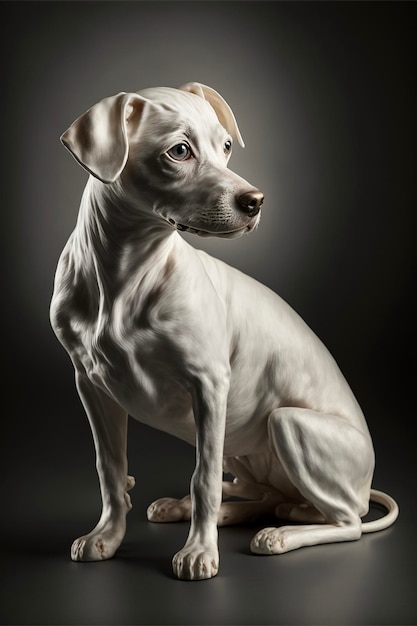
1 1 416 624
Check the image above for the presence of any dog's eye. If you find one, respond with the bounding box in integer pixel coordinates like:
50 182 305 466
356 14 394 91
224 139 232 154
167 143 192 161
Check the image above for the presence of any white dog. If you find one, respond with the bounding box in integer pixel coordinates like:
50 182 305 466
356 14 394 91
50 82 398 580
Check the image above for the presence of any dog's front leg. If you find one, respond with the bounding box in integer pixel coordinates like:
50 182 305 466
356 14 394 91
71 371 132 562
172 376 229 581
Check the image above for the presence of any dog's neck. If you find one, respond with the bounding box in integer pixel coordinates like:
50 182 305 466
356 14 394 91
73 177 178 302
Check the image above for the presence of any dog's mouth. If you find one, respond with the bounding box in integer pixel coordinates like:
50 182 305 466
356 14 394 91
169 217 260 239
178 223 246 238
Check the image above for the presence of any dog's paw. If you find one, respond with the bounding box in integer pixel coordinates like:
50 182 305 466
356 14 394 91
71 524 125 562
126 475 136 491
147 496 191 523
250 527 288 555
172 546 219 580
71 535 112 561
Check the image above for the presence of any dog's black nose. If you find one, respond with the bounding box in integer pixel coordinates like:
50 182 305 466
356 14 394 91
238 190 264 217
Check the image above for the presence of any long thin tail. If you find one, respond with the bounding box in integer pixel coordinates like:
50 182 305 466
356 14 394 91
361 488 399 533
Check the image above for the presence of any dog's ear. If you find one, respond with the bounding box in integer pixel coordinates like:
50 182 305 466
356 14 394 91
60 92 147 183
179 82 245 148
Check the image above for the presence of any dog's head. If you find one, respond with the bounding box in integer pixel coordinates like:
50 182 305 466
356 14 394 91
61 83 264 238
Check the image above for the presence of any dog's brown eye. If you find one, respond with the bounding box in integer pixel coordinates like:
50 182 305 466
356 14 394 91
224 139 232 154
167 143 192 161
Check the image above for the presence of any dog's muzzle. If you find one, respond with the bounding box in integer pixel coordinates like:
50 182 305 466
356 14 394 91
162 187 264 239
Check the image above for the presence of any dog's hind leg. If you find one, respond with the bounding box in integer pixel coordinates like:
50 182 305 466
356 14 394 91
147 495 192 523
71 372 132 562
217 493 280 526
148 480 279 526
251 407 374 555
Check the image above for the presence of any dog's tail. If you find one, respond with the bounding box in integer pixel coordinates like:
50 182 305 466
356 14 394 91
361 488 399 533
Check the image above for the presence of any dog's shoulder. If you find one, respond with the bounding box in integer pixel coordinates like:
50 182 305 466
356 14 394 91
50 239 99 351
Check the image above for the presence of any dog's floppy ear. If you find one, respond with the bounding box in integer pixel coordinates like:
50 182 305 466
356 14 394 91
60 92 147 183
179 82 245 148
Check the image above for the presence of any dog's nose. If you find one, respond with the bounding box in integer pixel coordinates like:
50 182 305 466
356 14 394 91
238 190 264 217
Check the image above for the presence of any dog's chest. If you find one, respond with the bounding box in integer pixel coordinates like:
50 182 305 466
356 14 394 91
64 289 195 436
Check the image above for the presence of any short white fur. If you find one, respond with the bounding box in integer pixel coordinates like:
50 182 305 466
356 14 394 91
51 82 398 581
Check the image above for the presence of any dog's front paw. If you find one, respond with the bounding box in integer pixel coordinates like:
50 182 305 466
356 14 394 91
71 535 111 561
71 524 125 562
172 546 219 580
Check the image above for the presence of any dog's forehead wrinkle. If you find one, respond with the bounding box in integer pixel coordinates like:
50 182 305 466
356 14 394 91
190 117 229 150
135 87 226 149
137 86 214 119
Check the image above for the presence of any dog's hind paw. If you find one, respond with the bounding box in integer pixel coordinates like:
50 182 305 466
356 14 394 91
147 496 191 523
250 527 288 555
126 475 135 491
